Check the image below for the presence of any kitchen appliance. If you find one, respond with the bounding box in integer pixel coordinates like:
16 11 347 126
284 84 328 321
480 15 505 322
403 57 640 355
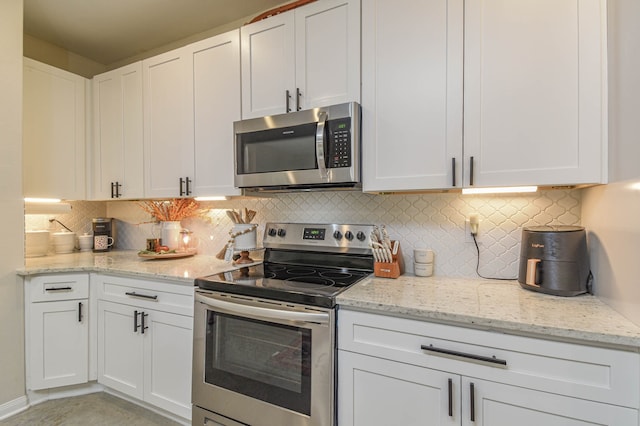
92 218 114 252
518 225 592 296
193 222 374 426
234 102 361 191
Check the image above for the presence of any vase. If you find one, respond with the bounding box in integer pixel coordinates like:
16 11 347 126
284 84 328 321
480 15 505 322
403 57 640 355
161 221 182 250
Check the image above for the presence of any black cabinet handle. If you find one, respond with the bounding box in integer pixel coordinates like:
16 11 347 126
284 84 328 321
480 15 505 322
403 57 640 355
110 182 115 198
125 291 158 301
296 87 302 111
45 286 72 292
448 378 453 417
470 382 475 422
179 177 185 196
452 158 456 187
78 302 83 322
469 156 475 186
185 177 192 196
421 344 507 367
115 181 122 198
285 89 291 113
134 310 140 332
141 312 148 334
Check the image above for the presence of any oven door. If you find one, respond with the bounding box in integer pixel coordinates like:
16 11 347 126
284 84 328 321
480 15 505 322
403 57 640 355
193 291 335 426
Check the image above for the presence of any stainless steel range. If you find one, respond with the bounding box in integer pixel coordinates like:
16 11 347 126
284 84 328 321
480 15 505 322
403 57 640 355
192 223 374 426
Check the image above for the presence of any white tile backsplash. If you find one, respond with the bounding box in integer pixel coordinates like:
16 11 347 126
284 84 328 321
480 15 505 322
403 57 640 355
98 189 582 278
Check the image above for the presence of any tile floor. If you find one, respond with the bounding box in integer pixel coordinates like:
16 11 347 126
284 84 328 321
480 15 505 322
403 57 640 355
0 392 181 425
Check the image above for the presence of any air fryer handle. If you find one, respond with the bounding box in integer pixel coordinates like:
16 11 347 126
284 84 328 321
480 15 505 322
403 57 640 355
526 258 542 286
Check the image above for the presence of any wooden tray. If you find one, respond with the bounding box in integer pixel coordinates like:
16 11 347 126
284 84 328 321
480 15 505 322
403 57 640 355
138 248 197 260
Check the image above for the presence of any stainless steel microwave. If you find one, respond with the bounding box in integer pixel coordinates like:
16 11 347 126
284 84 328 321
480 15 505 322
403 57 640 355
234 102 361 191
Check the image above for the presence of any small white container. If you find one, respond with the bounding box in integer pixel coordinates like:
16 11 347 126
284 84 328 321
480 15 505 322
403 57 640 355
414 262 433 277
414 248 434 264
78 233 93 251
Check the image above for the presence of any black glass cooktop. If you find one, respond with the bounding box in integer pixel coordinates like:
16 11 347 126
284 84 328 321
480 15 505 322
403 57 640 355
195 262 372 308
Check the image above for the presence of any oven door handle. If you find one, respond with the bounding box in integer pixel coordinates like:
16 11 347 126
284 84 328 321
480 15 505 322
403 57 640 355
195 293 330 325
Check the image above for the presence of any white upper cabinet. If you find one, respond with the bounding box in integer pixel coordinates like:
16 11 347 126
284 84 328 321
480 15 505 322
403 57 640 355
23 58 87 200
463 0 607 188
142 30 242 198
190 30 242 197
92 62 144 200
362 0 464 192
143 47 195 198
362 0 607 192
241 0 360 118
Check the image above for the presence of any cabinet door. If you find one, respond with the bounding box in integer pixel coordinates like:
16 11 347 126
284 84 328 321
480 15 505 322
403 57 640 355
361 0 464 192
92 62 144 200
97 300 144 399
143 47 195 198
463 0 607 187
190 30 241 197
28 299 88 390
241 11 296 118
295 0 360 110
339 350 459 426
143 309 193 420
462 377 638 426
23 58 86 200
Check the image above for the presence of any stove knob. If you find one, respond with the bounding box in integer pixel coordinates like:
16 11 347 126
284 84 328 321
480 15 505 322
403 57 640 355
268 228 277 237
345 231 354 241
333 230 343 240
277 228 286 237
356 231 366 241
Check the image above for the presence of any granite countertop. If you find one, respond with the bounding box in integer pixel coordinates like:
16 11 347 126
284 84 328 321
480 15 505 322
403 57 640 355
19 252 640 349
17 250 241 285
337 275 640 350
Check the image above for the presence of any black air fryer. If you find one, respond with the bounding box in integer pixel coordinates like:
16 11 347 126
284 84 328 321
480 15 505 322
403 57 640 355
518 226 592 296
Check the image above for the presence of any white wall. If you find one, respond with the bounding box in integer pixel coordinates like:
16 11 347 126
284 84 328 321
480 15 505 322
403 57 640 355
581 0 640 325
0 0 26 410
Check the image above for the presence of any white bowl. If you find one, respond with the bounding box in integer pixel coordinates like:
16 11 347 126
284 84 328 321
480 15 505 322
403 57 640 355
52 231 76 254
26 230 50 257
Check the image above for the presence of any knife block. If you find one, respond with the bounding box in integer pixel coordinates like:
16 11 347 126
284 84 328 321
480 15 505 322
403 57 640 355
374 241 405 279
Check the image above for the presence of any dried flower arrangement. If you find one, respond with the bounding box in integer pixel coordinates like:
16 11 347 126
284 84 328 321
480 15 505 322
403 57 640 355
137 198 203 222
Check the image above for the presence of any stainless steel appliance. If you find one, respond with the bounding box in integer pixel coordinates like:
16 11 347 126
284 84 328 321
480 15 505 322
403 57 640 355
518 225 592 296
92 217 114 252
193 223 374 426
234 102 361 191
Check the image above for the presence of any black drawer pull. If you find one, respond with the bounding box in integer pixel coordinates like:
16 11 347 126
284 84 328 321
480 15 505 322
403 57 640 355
125 291 158 301
45 286 73 292
421 344 507 367
134 310 140 332
448 378 453 417
141 312 149 334
470 382 476 421
78 302 83 322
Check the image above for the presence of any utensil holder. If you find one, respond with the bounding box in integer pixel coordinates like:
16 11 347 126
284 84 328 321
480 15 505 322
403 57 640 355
374 241 405 279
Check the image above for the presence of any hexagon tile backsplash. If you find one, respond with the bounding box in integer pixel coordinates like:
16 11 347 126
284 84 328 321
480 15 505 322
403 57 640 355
26 189 582 279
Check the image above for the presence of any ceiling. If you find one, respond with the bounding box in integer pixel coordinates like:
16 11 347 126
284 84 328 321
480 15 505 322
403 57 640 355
23 0 285 65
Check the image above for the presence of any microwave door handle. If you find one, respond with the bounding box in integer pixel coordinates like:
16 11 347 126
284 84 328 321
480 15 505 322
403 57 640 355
316 111 329 179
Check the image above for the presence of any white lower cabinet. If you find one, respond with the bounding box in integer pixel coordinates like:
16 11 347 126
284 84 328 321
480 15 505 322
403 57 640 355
338 309 640 426
25 274 89 390
96 274 193 420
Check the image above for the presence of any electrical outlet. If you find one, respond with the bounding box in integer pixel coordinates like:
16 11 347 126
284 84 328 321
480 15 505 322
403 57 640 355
465 214 479 242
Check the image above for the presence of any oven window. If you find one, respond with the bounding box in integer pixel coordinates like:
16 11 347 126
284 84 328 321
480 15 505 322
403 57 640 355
237 123 318 174
205 311 312 415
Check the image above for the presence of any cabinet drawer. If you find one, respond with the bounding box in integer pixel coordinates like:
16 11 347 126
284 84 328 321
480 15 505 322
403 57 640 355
338 309 640 409
94 274 194 316
28 273 89 302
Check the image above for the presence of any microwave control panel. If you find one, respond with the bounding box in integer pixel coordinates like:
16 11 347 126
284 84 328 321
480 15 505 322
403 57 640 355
327 118 351 168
